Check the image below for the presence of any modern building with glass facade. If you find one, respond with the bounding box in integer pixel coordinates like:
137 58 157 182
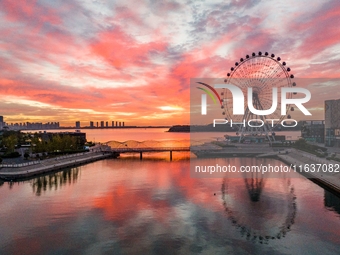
325 99 340 147
301 120 325 143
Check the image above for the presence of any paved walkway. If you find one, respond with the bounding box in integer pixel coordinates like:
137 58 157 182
278 149 340 194
0 148 113 180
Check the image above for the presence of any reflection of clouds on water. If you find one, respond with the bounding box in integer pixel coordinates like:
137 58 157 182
89 161 298 252
0 159 340 255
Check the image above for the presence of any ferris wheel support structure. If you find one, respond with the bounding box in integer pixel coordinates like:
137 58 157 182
236 93 276 143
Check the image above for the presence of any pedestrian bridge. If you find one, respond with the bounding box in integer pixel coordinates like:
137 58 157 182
105 140 192 160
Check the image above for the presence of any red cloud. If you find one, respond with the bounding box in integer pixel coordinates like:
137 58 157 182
91 27 168 69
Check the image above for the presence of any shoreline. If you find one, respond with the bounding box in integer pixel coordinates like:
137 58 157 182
0 151 116 181
2 143 339 197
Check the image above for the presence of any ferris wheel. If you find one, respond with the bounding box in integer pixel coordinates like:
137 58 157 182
221 51 296 142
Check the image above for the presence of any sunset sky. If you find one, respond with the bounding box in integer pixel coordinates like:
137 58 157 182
1 0 340 126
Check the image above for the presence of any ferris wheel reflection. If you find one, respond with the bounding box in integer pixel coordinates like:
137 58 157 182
221 172 297 244
243 172 264 202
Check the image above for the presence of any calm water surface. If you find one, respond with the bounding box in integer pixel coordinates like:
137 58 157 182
1 129 339 254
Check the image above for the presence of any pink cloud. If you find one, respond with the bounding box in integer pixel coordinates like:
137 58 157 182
290 3 340 62
1 0 61 25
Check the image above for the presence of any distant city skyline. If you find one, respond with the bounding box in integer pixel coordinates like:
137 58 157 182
1 1 340 125
0 115 128 130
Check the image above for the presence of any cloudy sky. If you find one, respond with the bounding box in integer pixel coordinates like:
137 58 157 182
0 0 340 126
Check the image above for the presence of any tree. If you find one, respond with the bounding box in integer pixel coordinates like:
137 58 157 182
294 138 307 148
50 135 63 152
31 137 45 153
24 152 30 160
2 134 18 153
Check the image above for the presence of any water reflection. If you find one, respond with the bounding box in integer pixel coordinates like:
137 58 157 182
0 159 340 255
324 190 340 215
222 173 297 244
30 168 80 196
243 172 264 202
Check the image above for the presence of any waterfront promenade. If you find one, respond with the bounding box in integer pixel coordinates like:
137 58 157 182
277 149 340 195
0 145 113 180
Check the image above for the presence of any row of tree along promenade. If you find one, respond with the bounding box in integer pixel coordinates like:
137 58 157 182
0 130 89 163
0 130 118 180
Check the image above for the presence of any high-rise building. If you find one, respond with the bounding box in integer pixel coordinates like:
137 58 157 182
0 115 3 129
100 121 104 128
325 99 340 147
301 120 325 143
75 121 80 129
122 122 125 127
106 121 108 127
112 121 114 127
90 121 94 128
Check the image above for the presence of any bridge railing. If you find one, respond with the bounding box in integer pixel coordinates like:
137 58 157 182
0 160 41 168
0 151 102 168
111 147 190 152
